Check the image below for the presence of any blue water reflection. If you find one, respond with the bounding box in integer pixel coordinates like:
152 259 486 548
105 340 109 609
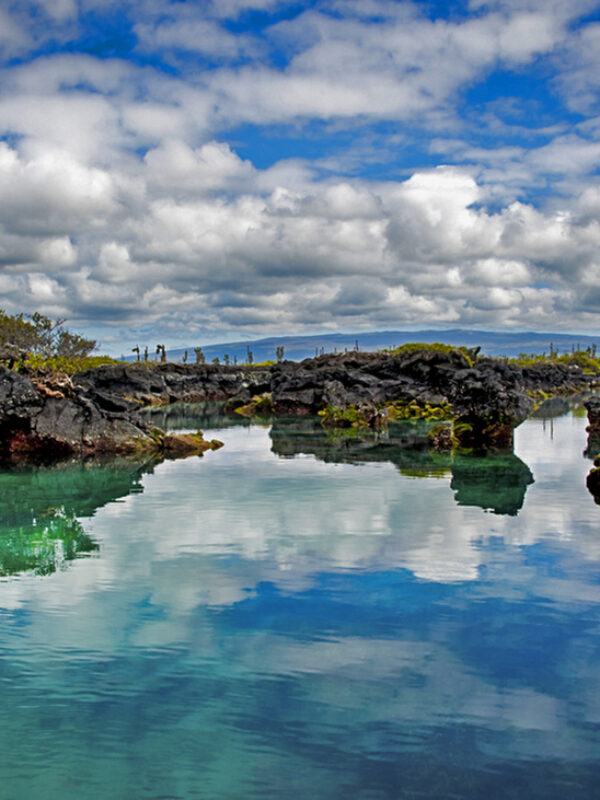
0 412 599 799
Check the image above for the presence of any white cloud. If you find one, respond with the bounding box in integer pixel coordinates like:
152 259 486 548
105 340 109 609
38 236 78 268
0 7 31 60
529 134 600 174
144 139 255 195
41 0 78 21
0 135 599 339
554 21 600 112
0 143 115 235
470 257 531 286
135 18 251 59
0 1 598 342
95 241 135 283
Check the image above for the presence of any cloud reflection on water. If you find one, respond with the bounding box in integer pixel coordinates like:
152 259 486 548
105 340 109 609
0 413 599 796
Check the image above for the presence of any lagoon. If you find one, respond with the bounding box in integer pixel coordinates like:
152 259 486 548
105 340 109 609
0 408 599 799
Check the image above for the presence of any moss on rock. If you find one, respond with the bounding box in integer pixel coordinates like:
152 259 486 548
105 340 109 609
386 400 453 422
234 392 273 417
160 431 223 456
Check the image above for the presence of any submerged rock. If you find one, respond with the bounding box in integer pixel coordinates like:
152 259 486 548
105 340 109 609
428 422 454 451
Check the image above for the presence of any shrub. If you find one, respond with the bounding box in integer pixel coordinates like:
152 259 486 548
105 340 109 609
0 309 96 360
0 308 118 375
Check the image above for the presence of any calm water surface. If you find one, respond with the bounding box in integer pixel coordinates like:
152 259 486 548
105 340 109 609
0 409 599 799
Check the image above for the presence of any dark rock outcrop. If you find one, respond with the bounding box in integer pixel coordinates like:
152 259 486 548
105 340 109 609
3 346 597 460
76 351 596 425
75 362 271 406
268 351 534 447
520 360 597 394
585 396 600 461
0 366 153 460
587 453 600 505
585 399 600 503
586 396 600 436
73 350 600 448
0 366 219 463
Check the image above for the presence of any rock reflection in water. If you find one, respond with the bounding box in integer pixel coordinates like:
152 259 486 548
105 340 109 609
0 457 155 577
450 453 533 515
141 400 252 431
270 418 534 515
530 396 572 419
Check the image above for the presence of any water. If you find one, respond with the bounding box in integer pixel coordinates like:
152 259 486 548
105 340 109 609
0 409 599 799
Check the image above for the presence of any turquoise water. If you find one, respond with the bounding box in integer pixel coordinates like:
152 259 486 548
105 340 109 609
0 410 599 799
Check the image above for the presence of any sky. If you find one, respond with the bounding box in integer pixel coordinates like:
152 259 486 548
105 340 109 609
1 0 600 352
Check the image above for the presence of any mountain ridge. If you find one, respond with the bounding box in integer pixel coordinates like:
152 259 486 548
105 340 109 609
123 329 600 363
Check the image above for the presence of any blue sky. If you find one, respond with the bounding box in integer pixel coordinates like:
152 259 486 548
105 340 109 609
1 0 600 351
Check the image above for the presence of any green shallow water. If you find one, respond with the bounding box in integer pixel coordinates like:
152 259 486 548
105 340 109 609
0 410 599 799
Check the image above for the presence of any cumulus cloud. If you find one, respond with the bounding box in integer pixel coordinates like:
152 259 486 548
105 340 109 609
554 21 600 112
144 139 256 195
1 134 600 338
0 142 115 234
0 0 598 344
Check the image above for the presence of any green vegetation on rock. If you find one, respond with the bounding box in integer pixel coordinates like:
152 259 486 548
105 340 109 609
318 405 372 428
20 353 119 375
319 400 453 430
234 393 274 417
385 400 453 421
388 342 477 365
511 350 600 374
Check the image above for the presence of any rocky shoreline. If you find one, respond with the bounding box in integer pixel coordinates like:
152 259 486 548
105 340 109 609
1 346 599 464
0 365 222 463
